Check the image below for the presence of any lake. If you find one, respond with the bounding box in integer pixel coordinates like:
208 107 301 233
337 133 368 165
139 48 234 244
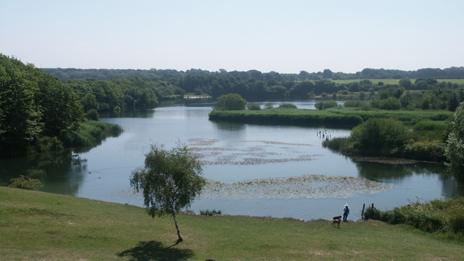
1 102 463 220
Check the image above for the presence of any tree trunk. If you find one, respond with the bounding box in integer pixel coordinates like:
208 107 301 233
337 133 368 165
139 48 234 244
172 213 183 243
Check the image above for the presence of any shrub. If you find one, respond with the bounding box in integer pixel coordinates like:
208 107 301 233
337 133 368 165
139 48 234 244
344 100 368 108
322 137 352 153
278 103 297 109
34 136 64 152
8 175 43 190
247 104 261 110
363 206 382 220
450 217 464 233
371 97 401 110
404 141 444 162
351 119 410 156
86 109 99 120
199 209 222 216
214 93 246 110
315 100 337 110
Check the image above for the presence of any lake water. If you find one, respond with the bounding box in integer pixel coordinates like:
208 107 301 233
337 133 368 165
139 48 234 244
1 102 463 220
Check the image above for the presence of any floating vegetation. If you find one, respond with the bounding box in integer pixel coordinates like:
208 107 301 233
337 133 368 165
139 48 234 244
188 138 315 165
244 140 313 146
200 175 391 200
188 138 218 146
200 155 313 166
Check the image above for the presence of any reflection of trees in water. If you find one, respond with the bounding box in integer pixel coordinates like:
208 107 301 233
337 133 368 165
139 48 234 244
356 162 444 182
213 121 246 131
439 174 464 197
356 161 464 198
0 150 86 195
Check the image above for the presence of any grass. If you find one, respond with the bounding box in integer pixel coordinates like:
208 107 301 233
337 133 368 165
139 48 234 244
209 107 452 128
0 187 463 260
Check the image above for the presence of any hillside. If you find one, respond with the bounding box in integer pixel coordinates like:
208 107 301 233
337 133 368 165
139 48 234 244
0 187 462 260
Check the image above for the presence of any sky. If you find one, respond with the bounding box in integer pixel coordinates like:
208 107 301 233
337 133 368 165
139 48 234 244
1 0 464 73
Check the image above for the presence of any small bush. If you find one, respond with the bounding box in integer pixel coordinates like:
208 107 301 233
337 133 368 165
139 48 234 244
278 103 297 109
247 104 261 110
404 141 444 162
364 206 382 220
322 137 352 153
199 209 222 216
371 97 401 110
450 217 464 233
344 100 368 108
8 175 43 190
86 109 99 120
214 93 246 110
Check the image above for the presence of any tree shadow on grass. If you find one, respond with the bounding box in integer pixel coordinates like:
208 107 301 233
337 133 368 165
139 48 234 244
117 241 193 261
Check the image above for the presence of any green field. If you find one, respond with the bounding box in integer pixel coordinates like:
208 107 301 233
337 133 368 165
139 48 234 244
1 187 463 260
209 108 452 128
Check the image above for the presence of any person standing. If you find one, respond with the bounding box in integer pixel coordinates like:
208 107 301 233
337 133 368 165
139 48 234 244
343 203 350 222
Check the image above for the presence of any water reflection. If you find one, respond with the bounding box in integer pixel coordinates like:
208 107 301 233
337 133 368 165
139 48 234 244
212 121 246 131
1 103 464 220
0 150 86 195
356 162 444 182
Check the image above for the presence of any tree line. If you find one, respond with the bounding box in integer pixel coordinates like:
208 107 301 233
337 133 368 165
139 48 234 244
0 54 82 157
45 68 464 102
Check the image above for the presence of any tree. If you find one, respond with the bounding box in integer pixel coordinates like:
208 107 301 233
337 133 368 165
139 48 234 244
351 119 410 156
399 78 412 89
130 145 205 243
0 57 42 156
448 92 460 112
214 93 246 110
445 104 464 176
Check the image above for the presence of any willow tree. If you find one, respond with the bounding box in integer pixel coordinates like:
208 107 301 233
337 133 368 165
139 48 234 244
130 145 205 243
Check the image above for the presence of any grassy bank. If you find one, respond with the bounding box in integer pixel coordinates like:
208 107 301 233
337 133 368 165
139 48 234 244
1 187 463 260
209 108 451 128
63 120 123 151
365 198 464 239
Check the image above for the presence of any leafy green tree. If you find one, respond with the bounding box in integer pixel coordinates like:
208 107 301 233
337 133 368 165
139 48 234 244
214 93 246 110
0 57 42 156
36 75 82 137
399 78 412 89
445 104 464 176
351 119 410 156
448 92 460 112
130 145 205 243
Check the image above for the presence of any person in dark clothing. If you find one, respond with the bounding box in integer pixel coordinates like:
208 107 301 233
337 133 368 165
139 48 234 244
343 203 350 222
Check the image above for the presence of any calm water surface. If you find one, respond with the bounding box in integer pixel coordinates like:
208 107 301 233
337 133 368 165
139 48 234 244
1 102 463 220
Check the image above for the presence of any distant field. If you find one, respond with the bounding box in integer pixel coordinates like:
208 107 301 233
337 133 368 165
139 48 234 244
209 108 452 128
1 187 463 260
331 79 464 85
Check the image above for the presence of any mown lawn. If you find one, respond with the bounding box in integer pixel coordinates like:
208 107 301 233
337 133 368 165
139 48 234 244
0 187 463 260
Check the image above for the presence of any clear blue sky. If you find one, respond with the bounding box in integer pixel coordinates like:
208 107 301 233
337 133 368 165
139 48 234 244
1 0 463 72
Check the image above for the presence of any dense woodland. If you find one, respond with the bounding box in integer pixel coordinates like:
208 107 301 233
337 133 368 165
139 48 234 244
45 68 464 110
0 54 120 158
